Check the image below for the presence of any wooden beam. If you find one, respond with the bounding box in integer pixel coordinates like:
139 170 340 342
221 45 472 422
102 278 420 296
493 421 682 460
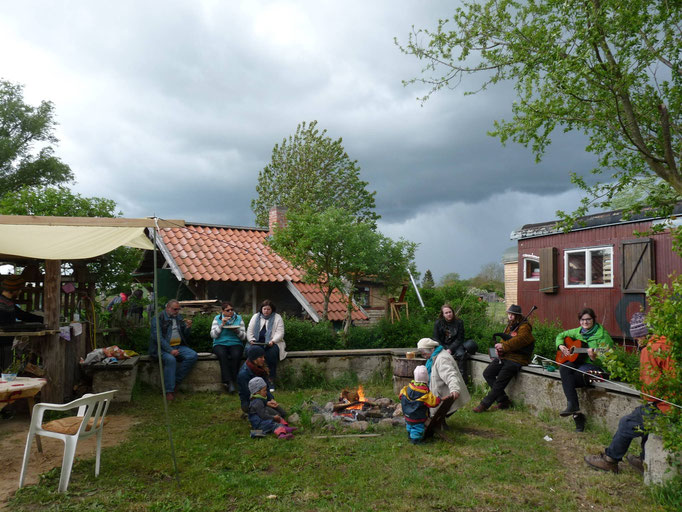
41 259 64 403
0 215 185 228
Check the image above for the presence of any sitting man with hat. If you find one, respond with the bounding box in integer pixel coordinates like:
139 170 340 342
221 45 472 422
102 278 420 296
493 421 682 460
473 304 535 413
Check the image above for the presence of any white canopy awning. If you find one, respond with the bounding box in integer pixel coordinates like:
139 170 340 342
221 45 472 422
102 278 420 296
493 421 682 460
0 216 184 260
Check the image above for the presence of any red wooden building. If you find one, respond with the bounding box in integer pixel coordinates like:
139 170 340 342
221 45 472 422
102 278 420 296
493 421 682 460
510 205 682 339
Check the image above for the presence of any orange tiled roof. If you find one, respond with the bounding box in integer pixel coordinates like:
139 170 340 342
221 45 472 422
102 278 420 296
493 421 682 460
294 282 367 322
158 224 367 322
159 224 301 282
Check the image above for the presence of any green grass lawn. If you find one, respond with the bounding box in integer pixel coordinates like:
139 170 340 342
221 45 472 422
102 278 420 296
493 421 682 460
9 383 675 512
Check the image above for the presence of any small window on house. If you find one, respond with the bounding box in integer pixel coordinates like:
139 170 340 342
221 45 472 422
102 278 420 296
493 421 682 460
354 286 370 307
564 246 613 288
523 256 540 281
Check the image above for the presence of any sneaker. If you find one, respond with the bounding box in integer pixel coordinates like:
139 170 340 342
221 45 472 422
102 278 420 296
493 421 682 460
409 437 423 445
283 426 298 434
250 430 266 439
472 403 489 413
584 453 619 473
165 392 175 401
626 454 644 475
277 433 294 440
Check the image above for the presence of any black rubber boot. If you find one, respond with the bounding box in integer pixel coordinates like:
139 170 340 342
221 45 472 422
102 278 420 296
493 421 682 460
573 413 586 432
560 402 580 417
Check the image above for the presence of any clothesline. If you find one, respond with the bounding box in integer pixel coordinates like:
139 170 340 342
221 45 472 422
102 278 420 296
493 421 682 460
534 354 682 410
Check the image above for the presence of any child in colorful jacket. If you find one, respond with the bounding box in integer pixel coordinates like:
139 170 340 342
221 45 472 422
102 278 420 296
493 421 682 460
399 365 441 444
247 377 296 440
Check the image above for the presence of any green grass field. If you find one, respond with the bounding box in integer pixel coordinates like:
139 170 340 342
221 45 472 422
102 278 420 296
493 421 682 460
9 384 676 512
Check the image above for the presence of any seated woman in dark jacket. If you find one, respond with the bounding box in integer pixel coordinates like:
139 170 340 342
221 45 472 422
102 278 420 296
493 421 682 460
237 346 274 413
433 303 475 384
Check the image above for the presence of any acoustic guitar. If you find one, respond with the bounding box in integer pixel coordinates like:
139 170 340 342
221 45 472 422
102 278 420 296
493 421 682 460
555 336 595 364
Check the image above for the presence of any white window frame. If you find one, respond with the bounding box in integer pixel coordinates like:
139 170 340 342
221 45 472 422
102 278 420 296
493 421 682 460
522 254 540 281
564 246 614 288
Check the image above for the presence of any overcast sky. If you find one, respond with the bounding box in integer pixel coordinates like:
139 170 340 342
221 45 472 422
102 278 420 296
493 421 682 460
0 1 598 281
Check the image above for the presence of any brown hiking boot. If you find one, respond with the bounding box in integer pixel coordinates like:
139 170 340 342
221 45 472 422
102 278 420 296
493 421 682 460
584 453 619 473
472 403 489 413
490 400 511 411
626 454 644 475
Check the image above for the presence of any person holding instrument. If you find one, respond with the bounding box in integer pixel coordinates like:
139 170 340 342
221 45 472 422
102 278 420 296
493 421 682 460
555 307 614 431
473 304 535 413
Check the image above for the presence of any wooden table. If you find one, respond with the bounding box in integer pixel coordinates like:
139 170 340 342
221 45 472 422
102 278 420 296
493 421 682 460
0 377 48 451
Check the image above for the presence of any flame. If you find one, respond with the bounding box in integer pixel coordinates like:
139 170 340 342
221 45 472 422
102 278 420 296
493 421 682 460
345 385 366 410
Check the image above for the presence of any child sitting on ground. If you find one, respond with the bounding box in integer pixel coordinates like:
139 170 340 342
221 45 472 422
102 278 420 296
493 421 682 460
399 365 441 444
247 377 297 440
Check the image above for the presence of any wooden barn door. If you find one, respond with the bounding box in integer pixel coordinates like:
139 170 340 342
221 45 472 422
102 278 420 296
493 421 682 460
621 239 655 293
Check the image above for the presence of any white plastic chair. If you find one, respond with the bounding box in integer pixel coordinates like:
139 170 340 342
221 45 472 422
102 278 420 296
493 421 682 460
19 390 117 493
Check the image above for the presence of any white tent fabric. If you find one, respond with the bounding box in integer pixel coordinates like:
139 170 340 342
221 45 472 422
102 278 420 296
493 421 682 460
0 225 153 259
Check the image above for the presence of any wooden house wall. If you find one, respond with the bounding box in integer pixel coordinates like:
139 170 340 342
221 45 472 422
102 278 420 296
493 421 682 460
517 221 682 338
504 262 518 309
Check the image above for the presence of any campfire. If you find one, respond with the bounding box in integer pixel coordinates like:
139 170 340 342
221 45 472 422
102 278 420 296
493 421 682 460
332 385 372 415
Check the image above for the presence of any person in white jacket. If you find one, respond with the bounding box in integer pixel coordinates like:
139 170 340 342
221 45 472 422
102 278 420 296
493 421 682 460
247 299 286 391
417 338 471 418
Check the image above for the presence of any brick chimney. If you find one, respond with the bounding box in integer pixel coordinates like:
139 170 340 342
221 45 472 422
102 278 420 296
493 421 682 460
268 206 288 233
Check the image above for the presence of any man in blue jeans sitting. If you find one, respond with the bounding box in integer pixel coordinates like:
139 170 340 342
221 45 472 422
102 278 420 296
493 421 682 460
149 300 198 401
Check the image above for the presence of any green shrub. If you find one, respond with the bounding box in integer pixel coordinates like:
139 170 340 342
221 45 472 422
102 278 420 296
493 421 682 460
601 345 641 384
531 319 564 361
282 316 341 351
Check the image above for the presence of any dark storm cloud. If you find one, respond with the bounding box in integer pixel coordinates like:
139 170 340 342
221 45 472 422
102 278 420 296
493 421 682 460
0 1 598 278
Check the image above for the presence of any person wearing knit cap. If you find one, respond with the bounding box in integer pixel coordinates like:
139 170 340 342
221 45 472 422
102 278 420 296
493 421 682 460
237 343 274 413
399 365 441 444
247 376 295 439
585 312 674 474
417 337 470 421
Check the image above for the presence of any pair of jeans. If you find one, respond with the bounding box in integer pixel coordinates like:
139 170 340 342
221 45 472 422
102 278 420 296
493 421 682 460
481 358 522 407
605 404 658 461
264 344 280 383
160 345 198 391
213 344 243 386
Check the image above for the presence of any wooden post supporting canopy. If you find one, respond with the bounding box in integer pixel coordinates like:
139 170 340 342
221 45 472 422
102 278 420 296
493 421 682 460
41 259 64 403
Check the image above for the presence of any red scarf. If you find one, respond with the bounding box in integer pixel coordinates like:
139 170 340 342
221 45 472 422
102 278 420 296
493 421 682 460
246 359 269 377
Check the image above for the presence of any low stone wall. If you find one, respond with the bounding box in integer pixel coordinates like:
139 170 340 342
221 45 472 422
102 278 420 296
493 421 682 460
138 348 403 393
470 353 680 485
136 349 679 484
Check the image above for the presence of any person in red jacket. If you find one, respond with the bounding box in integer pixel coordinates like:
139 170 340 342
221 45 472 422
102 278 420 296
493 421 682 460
584 312 674 474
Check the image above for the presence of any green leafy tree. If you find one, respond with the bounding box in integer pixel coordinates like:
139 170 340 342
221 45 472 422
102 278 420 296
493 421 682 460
422 269 435 289
268 206 416 326
439 272 460 287
0 186 141 293
470 262 504 295
0 80 73 194
252 121 379 227
398 0 682 221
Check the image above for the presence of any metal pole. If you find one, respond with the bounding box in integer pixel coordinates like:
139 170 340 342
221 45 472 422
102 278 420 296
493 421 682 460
408 269 425 308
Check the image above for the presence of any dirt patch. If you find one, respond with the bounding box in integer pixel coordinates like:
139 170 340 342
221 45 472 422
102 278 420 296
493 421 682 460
0 413 138 509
